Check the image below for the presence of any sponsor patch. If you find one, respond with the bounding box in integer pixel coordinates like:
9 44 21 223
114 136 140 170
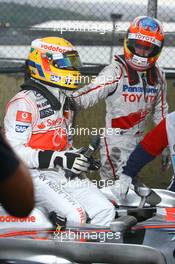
31 39 73 53
40 43 72 53
39 107 54 119
16 111 32 123
15 124 29 133
37 118 64 129
37 122 46 129
65 76 72 85
50 75 61 82
37 100 50 108
34 91 43 98
128 33 161 47
123 84 157 94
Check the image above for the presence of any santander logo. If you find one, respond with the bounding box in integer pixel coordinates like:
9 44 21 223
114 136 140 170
37 118 65 129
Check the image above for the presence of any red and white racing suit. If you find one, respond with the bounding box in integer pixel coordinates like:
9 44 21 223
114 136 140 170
73 56 168 181
4 81 115 226
121 112 175 191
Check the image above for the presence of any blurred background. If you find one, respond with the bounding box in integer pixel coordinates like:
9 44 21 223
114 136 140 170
0 0 174 188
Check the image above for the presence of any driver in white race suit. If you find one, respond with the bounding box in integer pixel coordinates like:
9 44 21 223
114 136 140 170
118 111 175 199
72 16 169 183
4 37 115 227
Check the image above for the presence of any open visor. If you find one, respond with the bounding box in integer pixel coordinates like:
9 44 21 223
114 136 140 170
51 51 82 70
127 39 161 58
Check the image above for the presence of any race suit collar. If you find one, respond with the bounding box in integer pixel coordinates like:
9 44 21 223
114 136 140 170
21 78 76 112
20 78 61 110
114 54 158 86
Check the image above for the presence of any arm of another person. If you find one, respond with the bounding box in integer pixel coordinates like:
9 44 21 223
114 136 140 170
72 63 123 109
0 132 34 217
119 118 168 198
123 118 168 177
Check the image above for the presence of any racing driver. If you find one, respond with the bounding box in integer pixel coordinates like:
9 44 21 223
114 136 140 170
73 16 169 184
119 111 175 199
4 37 115 227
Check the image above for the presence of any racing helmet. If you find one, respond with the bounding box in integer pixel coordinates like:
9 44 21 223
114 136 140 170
27 37 82 89
124 16 164 71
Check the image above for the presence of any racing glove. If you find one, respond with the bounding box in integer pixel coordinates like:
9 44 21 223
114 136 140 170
89 158 101 171
38 150 89 174
118 173 132 200
78 147 101 171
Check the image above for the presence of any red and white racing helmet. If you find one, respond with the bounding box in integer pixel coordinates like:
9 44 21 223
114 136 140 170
124 16 164 71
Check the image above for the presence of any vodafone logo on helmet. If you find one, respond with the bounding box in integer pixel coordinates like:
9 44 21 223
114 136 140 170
40 43 73 53
31 39 74 53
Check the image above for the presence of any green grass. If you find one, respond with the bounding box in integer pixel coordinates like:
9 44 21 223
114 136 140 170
0 74 174 188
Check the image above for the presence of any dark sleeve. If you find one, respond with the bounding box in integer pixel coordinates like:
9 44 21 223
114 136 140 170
123 118 168 178
0 132 20 181
38 150 53 168
38 150 62 168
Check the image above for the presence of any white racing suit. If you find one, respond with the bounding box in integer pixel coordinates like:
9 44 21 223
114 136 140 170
4 80 115 226
73 55 168 181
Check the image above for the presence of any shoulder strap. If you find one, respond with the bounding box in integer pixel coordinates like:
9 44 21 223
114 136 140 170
20 79 61 111
155 65 166 85
146 65 158 86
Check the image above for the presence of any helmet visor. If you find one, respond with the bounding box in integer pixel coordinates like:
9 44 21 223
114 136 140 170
127 38 161 58
52 51 82 70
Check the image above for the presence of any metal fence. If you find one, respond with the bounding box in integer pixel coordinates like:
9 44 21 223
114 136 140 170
0 0 175 73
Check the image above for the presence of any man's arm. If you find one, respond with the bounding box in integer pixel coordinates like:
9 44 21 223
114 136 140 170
5 96 90 175
4 96 40 168
0 132 34 217
123 118 168 177
72 64 123 109
119 118 168 198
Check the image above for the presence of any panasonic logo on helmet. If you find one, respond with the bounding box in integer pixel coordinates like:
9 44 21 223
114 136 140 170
40 44 71 53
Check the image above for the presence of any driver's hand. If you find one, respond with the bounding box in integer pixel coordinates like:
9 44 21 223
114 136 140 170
60 152 89 174
119 174 132 199
76 147 101 171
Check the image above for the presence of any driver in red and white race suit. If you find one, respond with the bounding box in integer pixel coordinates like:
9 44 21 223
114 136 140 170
4 37 115 227
118 111 175 199
73 16 168 182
